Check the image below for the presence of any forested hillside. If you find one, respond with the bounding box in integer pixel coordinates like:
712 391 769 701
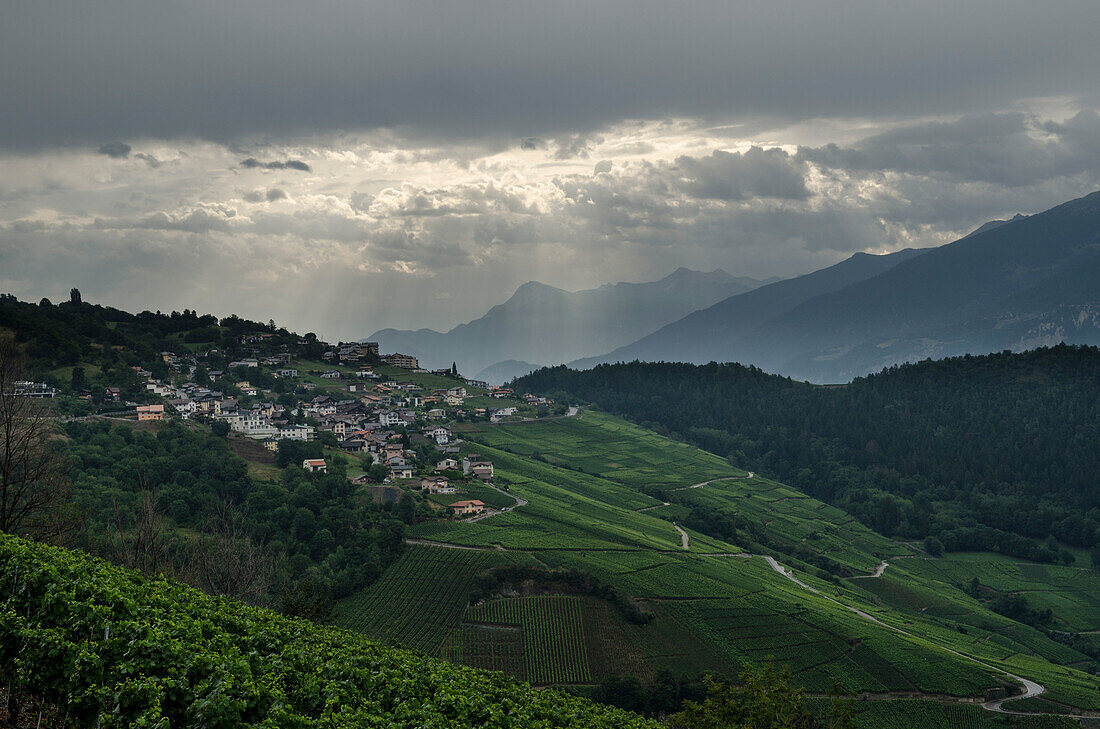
64 420 406 613
514 346 1100 560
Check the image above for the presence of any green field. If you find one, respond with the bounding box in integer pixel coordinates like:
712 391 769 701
332 409 1100 719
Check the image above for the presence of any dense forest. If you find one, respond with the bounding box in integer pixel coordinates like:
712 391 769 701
514 346 1100 560
63 420 407 615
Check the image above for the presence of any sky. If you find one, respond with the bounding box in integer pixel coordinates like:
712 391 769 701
2 1 1100 339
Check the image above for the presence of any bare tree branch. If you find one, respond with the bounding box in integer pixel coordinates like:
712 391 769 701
0 334 72 539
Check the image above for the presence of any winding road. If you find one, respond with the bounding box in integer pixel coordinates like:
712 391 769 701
671 474 1072 716
758 552 1060 713
424 432 1082 716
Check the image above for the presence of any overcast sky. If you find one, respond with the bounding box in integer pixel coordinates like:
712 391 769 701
2 1 1099 338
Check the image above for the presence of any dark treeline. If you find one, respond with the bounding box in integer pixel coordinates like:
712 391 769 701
514 346 1100 558
65 420 406 616
0 291 330 381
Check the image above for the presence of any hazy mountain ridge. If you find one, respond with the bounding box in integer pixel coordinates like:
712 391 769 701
746 191 1100 381
474 359 543 384
570 192 1100 383
569 247 929 370
367 268 768 374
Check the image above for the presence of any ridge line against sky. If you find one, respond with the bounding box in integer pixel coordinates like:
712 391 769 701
1 1 1099 339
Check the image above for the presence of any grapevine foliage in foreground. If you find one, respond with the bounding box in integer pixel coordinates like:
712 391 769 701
0 534 656 728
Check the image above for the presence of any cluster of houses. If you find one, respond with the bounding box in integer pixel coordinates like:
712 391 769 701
47 328 539 519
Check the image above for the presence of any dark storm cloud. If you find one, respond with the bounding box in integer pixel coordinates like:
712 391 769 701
674 148 810 201
98 142 131 158
798 110 1100 188
240 158 311 172
3 0 1098 148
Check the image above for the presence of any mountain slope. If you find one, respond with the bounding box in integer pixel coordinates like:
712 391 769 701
570 247 927 369
574 192 1100 383
740 191 1100 381
367 268 766 374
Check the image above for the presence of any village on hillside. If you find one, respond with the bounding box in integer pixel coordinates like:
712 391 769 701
15 328 562 521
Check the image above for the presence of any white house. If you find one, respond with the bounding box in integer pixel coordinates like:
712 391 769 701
279 424 315 441
378 411 402 427
424 426 451 445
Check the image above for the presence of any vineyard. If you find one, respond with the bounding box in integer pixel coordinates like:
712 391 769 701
471 410 741 490
338 409 1100 718
466 596 592 684
332 544 534 653
0 533 658 728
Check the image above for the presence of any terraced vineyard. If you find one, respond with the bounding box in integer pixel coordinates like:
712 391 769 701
336 410 1100 725
0 534 657 728
466 596 592 684
332 544 534 652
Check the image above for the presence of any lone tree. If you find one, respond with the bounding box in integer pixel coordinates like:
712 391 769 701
0 334 71 538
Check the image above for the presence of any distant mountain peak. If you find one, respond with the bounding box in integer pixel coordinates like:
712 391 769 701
367 267 764 373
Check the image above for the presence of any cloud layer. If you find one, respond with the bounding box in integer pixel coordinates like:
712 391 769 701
1 1 1098 148
2 109 1099 339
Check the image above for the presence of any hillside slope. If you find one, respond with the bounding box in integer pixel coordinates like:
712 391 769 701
367 268 765 374
515 347 1100 558
333 410 1100 720
0 533 655 728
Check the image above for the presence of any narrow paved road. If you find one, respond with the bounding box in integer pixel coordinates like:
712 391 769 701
673 476 738 492
848 560 889 579
673 524 690 550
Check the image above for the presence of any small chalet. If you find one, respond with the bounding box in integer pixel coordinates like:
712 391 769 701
435 458 459 472
302 458 327 473
390 465 414 479
450 500 486 516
